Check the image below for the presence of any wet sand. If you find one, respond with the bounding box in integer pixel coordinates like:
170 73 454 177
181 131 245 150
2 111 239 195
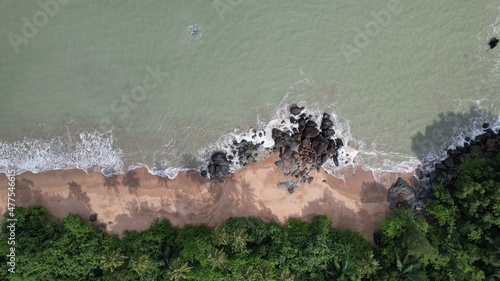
0 154 417 242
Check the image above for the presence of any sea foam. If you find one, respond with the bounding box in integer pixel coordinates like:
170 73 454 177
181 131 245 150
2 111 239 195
0 131 123 175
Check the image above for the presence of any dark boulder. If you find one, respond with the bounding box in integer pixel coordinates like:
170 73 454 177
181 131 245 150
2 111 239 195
332 154 339 166
307 177 314 184
335 138 344 148
442 157 455 168
272 128 283 139
208 164 216 174
90 213 97 222
312 135 329 155
305 120 318 128
475 132 490 143
387 177 417 210
211 152 229 166
200 170 208 178
302 127 320 138
320 118 334 130
290 105 303 116
489 37 499 49
322 128 335 138
297 118 306 127
220 164 230 174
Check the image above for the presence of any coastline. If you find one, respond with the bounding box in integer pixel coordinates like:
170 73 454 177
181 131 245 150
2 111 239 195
0 154 417 242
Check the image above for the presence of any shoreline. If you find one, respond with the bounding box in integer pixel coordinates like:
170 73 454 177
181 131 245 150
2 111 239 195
0 154 417 242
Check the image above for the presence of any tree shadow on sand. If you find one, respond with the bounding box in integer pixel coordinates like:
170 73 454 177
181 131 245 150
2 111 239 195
111 173 218 235
411 107 499 164
103 175 120 192
67 181 92 212
216 179 279 224
121 171 141 194
296 188 385 241
14 177 43 205
13 178 106 226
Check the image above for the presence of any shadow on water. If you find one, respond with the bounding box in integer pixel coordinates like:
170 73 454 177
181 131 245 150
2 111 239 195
411 107 499 164
181 153 204 169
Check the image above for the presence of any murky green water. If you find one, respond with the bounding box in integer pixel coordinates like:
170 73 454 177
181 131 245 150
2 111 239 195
1 0 499 175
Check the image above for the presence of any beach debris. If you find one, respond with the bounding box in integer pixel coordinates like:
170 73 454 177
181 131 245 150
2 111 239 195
488 37 499 49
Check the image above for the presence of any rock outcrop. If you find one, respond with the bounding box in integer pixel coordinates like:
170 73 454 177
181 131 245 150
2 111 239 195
271 110 343 191
203 104 347 192
425 123 500 187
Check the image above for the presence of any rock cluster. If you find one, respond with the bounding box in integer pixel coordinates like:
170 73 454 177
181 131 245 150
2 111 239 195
230 137 263 166
202 105 346 189
273 106 343 188
203 133 264 182
426 123 500 187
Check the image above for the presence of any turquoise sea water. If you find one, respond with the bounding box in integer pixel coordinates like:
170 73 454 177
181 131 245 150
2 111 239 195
1 0 499 177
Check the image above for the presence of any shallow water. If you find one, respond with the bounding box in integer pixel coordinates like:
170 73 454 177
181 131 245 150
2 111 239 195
1 0 499 176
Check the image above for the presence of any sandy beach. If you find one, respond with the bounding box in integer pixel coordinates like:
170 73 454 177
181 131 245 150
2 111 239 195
0 154 417 242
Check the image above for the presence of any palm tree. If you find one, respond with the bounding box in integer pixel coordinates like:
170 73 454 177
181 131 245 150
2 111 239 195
232 229 248 252
238 265 259 281
169 258 192 281
395 253 425 281
331 259 361 281
130 254 151 276
258 264 279 281
212 226 228 246
100 249 127 273
279 269 295 281
206 248 228 270
356 251 381 279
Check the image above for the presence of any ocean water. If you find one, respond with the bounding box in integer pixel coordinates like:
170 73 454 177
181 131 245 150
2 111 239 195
1 0 499 177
